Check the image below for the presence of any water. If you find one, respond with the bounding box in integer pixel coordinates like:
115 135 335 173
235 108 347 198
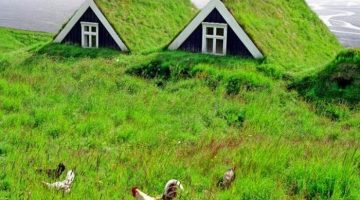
0 0 359 47
307 0 360 47
0 0 84 33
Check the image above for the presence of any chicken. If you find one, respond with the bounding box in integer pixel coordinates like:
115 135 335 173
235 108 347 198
161 179 184 200
217 167 236 189
43 170 75 193
132 179 184 200
36 163 66 179
132 187 157 200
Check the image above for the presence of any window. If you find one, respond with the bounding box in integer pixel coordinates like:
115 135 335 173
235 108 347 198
202 22 227 55
81 22 99 48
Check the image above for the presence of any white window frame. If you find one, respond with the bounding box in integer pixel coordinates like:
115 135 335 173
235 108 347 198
202 22 228 56
81 22 99 48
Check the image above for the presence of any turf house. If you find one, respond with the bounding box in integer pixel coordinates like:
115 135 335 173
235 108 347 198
54 0 128 51
168 0 263 58
53 0 339 64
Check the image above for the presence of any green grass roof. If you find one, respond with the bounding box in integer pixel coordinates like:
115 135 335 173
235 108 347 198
222 0 342 67
74 0 341 69
94 0 340 67
94 0 196 52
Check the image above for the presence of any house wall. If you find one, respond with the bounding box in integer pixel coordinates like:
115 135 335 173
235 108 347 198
179 8 252 57
62 8 120 50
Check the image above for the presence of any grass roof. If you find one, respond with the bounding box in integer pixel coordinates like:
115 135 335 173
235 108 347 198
222 0 342 68
65 0 341 70
94 0 196 52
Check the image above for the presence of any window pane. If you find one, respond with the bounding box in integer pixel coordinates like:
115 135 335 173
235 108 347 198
91 26 97 33
84 35 89 47
216 39 224 54
91 35 97 48
206 27 214 35
216 28 224 36
206 38 213 53
84 26 89 32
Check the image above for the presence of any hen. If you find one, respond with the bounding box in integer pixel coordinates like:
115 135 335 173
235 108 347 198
36 163 66 179
132 179 184 200
217 167 236 189
43 170 75 193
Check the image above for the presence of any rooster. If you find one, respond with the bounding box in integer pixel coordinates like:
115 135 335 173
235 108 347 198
217 167 236 189
42 170 75 193
131 179 184 200
36 163 66 179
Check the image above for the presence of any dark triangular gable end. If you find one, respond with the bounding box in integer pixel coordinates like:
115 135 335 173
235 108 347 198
169 0 263 59
62 7 120 50
179 8 252 57
54 0 128 51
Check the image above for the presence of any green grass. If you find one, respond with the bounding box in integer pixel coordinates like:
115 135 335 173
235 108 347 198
225 0 342 70
0 27 359 199
0 28 51 54
294 49 360 105
93 0 196 52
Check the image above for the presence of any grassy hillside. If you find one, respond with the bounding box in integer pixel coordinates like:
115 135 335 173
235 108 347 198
224 0 342 70
94 0 196 52
0 28 50 54
0 27 359 199
294 49 360 105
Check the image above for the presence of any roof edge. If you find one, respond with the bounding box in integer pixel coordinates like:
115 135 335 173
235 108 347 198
168 0 263 59
54 0 129 51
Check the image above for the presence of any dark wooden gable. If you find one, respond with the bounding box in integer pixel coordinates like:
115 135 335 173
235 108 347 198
179 8 252 57
62 7 120 50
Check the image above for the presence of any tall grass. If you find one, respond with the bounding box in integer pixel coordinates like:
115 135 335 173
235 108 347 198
0 38 358 199
293 49 360 105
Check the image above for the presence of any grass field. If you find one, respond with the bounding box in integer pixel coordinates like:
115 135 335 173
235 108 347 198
0 0 359 198
0 28 51 54
0 25 359 199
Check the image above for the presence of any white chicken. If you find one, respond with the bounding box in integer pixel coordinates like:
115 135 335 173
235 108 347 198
42 170 75 193
131 179 184 200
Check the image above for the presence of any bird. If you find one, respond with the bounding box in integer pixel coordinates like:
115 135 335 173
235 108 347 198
131 179 184 200
42 170 75 193
217 167 236 189
36 163 66 179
